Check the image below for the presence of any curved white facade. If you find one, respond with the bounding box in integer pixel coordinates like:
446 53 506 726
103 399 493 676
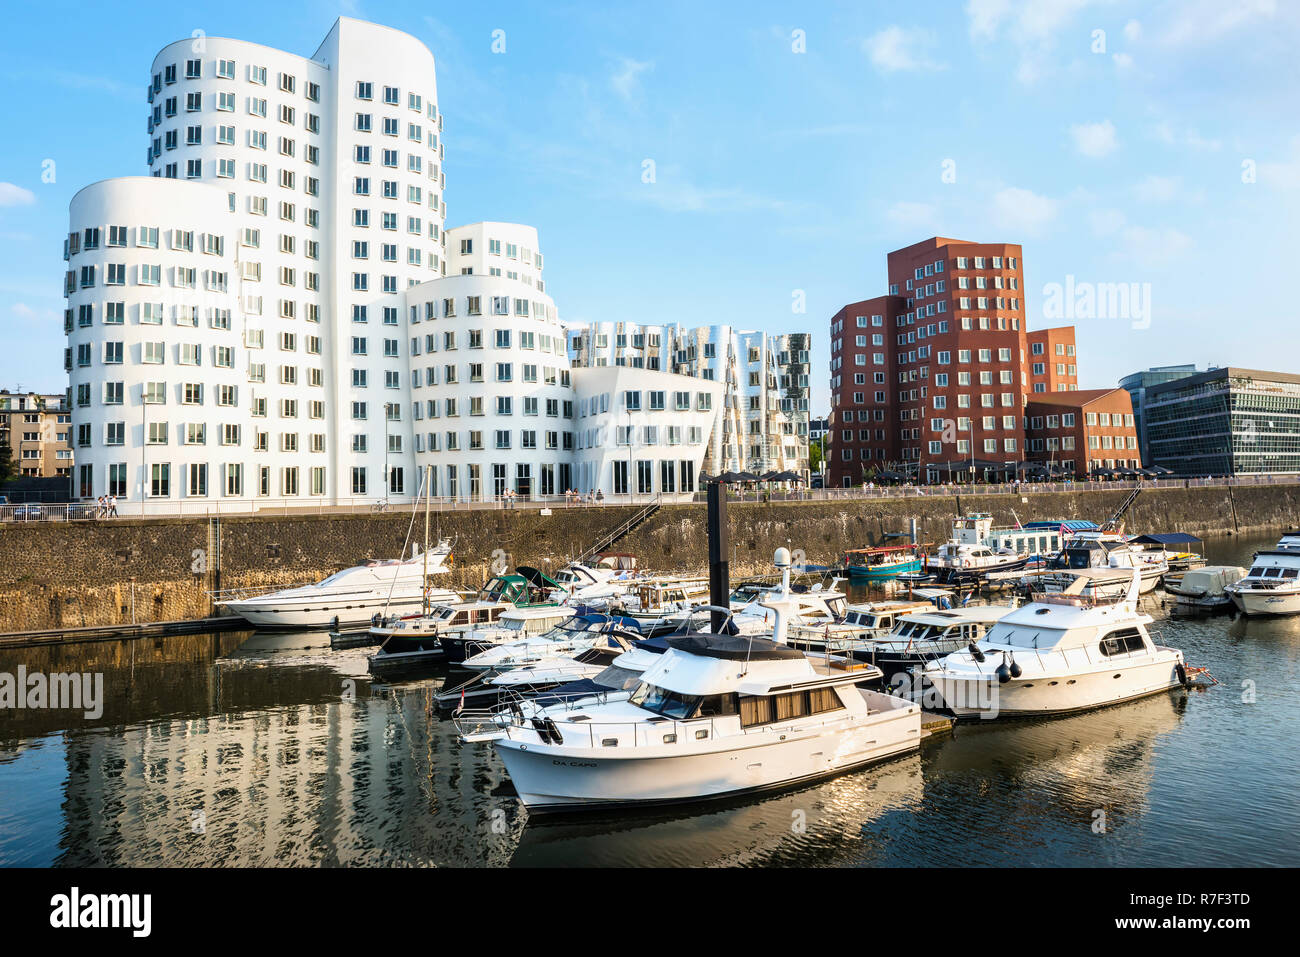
407 223 573 499
63 17 716 512
66 177 244 502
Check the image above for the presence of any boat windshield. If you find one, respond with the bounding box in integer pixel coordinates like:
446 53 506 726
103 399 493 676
983 623 1065 649
593 664 643 690
629 683 738 719
629 682 700 719
540 618 603 640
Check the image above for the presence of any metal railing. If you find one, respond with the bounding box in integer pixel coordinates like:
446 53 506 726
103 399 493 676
698 473 1300 503
5 473 1298 523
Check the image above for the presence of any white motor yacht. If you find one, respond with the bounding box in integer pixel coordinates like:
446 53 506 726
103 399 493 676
485 548 918 812
857 601 1019 677
219 540 456 629
1224 531 1300 615
923 570 1188 719
440 605 575 664
1036 530 1167 596
459 614 641 672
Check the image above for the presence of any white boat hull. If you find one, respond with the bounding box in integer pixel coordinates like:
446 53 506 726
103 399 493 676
1228 589 1300 616
493 706 919 811
928 655 1184 718
225 592 430 629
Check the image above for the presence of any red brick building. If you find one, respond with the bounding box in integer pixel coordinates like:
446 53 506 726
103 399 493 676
1024 388 1140 475
1025 327 1078 395
830 237 1043 486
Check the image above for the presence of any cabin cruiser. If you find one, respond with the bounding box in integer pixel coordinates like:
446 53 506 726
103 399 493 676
1035 530 1168 596
786 598 936 655
459 613 641 672
483 549 918 812
923 570 1187 718
843 545 925 581
220 540 456 629
544 555 641 603
602 577 712 635
1164 566 1246 610
1224 531 1300 616
455 638 669 740
926 514 1064 585
440 606 576 664
368 570 556 650
856 601 1018 678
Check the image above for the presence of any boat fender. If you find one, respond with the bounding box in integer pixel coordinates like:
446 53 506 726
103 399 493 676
996 662 1011 684
967 642 985 663
1176 662 1189 687
1008 653 1022 679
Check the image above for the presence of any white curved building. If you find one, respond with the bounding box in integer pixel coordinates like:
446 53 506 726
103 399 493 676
568 322 811 476
66 18 444 511
406 223 574 499
62 17 716 512
66 177 244 502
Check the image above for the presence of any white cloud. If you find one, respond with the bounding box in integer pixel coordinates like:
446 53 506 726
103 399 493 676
885 201 939 229
991 186 1059 235
1087 207 1127 236
1153 122 1222 151
964 0 1099 83
1123 19 1142 42
1111 52 1134 70
1133 174 1182 202
0 182 36 207
863 26 944 73
9 302 57 323
1259 135 1300 190
1120 225 1193 268
1070 119 1118 157
1157 0 1277 47
609 58 652 102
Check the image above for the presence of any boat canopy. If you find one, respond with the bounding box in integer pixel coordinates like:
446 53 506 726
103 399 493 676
516 565 564 590
1131 533 1202 545
1024 519 1098 531
665 633 804 661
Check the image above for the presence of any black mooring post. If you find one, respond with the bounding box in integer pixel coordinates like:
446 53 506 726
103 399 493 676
707 481 729 634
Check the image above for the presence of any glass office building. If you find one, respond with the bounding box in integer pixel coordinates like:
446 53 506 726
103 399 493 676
1145 367 1300 476
1119 364 1200 465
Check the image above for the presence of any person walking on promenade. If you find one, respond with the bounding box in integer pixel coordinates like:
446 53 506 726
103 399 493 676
109 495 118 517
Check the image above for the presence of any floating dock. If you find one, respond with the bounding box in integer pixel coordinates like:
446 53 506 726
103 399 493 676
0 615 247 649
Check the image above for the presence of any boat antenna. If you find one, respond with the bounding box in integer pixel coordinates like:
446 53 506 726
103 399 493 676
382 466 425 618
1122 566 1141 609
423 464 431 616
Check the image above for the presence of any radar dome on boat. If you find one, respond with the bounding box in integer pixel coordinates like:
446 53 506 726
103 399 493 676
774 547 792 568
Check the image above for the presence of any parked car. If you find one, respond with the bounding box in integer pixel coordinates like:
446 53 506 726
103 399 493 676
10 504 44 520
66 503 98 520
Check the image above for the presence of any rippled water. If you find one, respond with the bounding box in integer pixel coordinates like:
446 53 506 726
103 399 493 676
2 533 1298 867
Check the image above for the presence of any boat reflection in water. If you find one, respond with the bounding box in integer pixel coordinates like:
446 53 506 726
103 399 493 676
510 752 925 867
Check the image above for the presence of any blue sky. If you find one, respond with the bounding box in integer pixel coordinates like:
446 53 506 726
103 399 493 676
1 0 1296 413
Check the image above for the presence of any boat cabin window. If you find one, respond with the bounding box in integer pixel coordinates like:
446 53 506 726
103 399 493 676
629 683 738 720
1099 627 1146 657
594 664 643 691
739 687 843 727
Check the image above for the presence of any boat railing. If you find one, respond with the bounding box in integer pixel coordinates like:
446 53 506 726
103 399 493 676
493 708 863 750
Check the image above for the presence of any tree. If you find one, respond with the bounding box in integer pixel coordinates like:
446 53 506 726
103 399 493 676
808 438 824 473
0 440 17 486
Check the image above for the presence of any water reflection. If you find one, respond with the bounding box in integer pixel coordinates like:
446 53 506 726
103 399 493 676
0 532 1297 867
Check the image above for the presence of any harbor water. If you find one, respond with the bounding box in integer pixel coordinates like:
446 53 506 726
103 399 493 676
2 532 1297 867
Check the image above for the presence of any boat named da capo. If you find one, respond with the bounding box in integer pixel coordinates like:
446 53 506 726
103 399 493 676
483 549 921 812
